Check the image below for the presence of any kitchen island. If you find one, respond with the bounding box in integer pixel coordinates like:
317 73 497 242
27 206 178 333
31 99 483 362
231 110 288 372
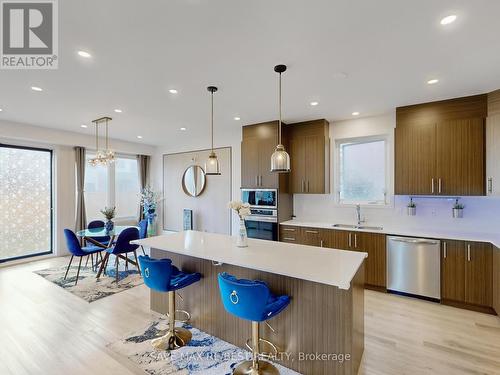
134 230 367 375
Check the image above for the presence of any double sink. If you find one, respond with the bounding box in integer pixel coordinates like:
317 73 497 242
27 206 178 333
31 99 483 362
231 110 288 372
332 223 384 231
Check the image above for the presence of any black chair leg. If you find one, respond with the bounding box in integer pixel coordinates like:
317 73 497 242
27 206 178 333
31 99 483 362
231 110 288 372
64 255 74 280
97 253 109 279
75 257 83 286
85 255 89 268
141 245 146 256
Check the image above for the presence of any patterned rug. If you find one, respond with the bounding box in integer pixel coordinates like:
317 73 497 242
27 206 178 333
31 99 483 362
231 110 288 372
34 255 143 302
108 317 302 375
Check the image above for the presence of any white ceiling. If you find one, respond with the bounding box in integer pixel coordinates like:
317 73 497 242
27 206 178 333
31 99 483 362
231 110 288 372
1 0 500 147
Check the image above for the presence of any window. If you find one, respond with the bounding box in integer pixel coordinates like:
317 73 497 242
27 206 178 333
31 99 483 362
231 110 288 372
0 144 53 262
115 156 140 218
338 137 387 205
85 154 140 220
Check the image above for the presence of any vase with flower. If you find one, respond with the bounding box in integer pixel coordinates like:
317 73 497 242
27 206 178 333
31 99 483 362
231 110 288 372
228 201 252 247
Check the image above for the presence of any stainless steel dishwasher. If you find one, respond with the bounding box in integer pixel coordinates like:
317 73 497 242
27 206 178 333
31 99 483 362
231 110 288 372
387 236 441 300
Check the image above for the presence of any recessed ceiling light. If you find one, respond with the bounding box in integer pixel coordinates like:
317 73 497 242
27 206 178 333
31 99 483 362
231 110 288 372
180 127 187 131
137 135 143 139
427 79 439 85
31 86 43 92
234 117 241 121
440 15 457 25
0 108 3 112
352 112 360 116
80 124 87 128
77 50 91 58
114 109 122 113
310 101 319 106
169 89 178 94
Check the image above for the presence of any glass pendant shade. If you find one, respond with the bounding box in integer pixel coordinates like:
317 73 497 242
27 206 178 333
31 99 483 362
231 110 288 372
270 144 290 172
205 151 221 175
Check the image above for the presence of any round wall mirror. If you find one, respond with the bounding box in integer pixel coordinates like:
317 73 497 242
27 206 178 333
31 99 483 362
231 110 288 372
182 165 206 197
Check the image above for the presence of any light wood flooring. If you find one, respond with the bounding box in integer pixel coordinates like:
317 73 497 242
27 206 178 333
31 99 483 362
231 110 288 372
1 256 500 375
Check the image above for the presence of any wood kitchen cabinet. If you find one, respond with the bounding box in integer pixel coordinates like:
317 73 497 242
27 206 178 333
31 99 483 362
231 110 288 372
441 239 493 312
287 119 330 194
486 89 500 196
395 95 487 196
241 121 280 189
279 225 302 244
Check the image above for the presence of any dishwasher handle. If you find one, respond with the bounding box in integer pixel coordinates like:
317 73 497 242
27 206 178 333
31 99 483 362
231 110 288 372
389 237 440 245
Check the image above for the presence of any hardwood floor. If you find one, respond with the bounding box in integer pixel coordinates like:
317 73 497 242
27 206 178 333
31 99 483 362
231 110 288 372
1 257 500 375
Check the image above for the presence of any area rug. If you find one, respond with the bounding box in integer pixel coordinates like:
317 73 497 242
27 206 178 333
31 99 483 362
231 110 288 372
108 317 301 375
34 255 143 302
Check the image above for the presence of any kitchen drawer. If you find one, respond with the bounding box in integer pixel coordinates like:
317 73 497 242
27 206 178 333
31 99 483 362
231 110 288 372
279 225 301 243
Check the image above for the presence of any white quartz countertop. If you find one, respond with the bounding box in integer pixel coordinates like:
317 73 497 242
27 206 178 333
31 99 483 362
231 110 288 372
132 230 367 290
280 220 500 248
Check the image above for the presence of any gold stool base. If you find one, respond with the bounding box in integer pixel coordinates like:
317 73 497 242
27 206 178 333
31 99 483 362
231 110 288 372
233 360 280 375
151 327 192 351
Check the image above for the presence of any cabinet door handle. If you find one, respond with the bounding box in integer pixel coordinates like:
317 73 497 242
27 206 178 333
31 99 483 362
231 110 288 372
438 178 442 194
348 233 352 248
431 178 435 194
467 244 471 262
255 176 259 186
283 237 296 241
488 177 493 194
305 230 319 234
301 180 305 193
307 180 310 193
443 242 447 259
260 176 263 186
320 240 323 247
354 234 358 248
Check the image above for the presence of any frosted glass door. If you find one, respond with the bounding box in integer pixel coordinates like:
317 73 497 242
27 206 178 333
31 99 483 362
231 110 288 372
0 145 52 261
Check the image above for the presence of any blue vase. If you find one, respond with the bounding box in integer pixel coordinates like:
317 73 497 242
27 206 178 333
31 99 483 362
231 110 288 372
105 220 114 233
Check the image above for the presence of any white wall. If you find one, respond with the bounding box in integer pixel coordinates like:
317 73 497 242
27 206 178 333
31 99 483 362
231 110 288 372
1 120 156 257
151 130 242 235
293 112 500 235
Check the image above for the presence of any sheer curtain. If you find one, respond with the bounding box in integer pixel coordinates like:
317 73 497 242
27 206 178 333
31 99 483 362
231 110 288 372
74 146 87 231
137 154 151 220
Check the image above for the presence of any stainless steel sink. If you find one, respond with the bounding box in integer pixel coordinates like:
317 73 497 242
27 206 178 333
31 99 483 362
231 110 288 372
332 224 384 231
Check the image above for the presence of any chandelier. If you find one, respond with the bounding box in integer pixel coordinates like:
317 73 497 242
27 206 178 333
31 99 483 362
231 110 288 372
88 116 115 166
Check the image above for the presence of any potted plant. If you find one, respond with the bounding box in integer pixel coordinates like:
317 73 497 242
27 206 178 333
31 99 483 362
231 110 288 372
407 198 416 216
100 206 116 232
228 201 252 247
452 199 464 218
140 186 163 236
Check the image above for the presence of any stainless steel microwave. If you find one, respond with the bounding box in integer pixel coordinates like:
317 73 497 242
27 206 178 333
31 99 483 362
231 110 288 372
241 189 278 209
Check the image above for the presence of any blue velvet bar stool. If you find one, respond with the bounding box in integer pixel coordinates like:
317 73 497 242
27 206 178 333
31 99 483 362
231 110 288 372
218 272 291 375
138 255 201 350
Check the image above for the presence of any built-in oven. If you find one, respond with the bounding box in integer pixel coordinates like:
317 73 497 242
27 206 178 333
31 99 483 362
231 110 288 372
241 189 278 209
245 209 278 241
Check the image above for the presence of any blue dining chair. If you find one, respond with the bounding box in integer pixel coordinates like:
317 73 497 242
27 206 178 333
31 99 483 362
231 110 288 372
138 219 148 255
96 227 140 283
64 229 104 285
87 220 111 245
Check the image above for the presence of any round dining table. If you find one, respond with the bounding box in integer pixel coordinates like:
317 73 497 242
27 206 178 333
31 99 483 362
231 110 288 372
76 225 140 278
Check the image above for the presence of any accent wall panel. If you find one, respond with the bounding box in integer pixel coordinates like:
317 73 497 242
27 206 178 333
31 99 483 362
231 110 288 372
163 147 231 234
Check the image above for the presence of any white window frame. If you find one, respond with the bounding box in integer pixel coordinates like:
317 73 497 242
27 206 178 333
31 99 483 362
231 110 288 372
86 152 139 221
334 135 391 207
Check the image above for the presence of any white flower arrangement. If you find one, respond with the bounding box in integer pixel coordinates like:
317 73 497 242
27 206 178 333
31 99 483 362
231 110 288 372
228 200 251 219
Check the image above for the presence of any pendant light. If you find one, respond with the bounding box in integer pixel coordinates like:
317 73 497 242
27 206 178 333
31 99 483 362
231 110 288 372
205 86 221 175
270 64 290 173
88 116 115 166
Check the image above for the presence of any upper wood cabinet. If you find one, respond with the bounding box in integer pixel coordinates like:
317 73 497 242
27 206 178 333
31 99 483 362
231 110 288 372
395 95 487 196
241 121 280 189
287 119 330 194
486 90 500 196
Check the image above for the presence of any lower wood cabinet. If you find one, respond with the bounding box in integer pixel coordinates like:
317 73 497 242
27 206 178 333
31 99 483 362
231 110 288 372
441 239 493 312
493 246 500 315
279 226 386 290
